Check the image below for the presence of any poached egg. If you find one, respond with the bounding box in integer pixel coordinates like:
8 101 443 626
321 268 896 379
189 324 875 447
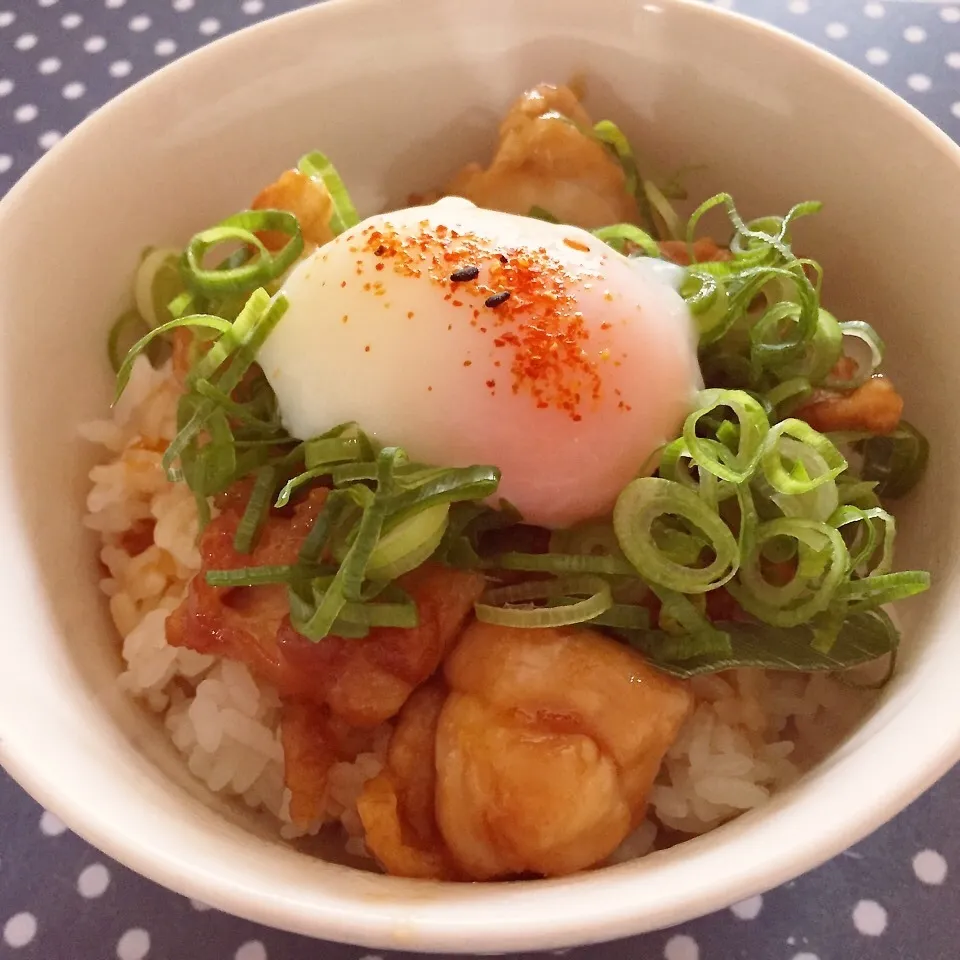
258 197 699 528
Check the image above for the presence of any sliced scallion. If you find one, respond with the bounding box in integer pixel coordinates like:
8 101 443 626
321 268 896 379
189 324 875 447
298 151 360 235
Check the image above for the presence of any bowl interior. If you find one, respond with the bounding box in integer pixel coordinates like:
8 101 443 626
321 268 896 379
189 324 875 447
1 0 959 951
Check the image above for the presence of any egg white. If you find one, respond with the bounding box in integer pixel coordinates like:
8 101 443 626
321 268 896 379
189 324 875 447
258 197 699 527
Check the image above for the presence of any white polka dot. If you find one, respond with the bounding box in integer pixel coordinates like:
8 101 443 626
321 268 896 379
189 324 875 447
77 862 111 898
62 81 85 99
788 0 809 12
853 899 888 936
730 894 763 920
792 954 820 960
154 37 176 56
0 11 15 28
189 898 211 911
129 13 150 30
14 103 38 123
105 0 125 7
117 928 150 960
942 7 960 23
664 935 699 960
38 129 61 149
913 849 948 885
825 22 849 40
38 0 59 6
0 78 14 96
198 16 220 35
14 32 37 50
241 0 264 12
0 155 11 174
3 913 37 949
109 59 132 77
904 25 927 43
84 34 106 52
866 47 890 66
37 56 61 74
235 941 267 960
863 1 884 18
951 101 960 118
173 0 194 10
907 73 932 92
60 12 81 28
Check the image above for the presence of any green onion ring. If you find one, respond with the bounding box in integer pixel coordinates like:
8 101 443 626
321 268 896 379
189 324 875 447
614 476 740 593
475 575 613 628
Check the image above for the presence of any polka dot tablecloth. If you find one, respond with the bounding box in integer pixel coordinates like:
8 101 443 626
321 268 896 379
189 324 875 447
1 0 959 958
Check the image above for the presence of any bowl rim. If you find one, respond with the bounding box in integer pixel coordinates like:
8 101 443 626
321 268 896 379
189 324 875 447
3 0 960 951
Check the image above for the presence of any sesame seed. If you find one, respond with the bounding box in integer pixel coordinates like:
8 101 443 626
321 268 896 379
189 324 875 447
450 265 479 282
485 290 511 308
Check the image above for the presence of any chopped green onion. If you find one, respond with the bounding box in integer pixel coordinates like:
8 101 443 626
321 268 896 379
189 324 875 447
831 504 895 575
729 517 848 627
305 434 370 468
647 585 732 658
836 570 930 610
383 465 500 528
181 210 303 296
134 247 184 330
592 121 639 196
188 287 272 386
765 377 812 417
591 120 661 234
475 575 612 628
642 178 684 241
297 490 351 565
336 586 419 628
825 321 886 390
632 607 899 678
205 562 334 587
298 150 360 235
365 503 449 580
592 224 660 258
107 309 150 374
114 314 233 401
772 308 843 385
233 465 278 554
760 419 846 496
584 603 651 630
274 468 329 509
858 421 929 499
683 389 770 484
682 272 734 344
614 477 740 593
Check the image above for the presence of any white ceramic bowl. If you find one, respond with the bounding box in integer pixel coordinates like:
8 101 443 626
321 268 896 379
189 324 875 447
1 0 958 951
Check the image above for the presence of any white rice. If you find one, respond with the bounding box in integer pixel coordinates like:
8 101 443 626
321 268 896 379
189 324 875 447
83 355 870 862
82 355 384 844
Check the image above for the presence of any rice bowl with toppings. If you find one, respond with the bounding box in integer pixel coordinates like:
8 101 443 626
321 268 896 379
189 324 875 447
80 81 930 881
2 0 960 948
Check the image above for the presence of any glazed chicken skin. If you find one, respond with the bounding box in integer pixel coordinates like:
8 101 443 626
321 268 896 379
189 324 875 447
356 680 458 879
166 486 485 727
446 84 637 230
358 621 692 880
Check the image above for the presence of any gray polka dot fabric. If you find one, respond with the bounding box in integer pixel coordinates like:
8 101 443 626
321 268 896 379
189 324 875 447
1 1 959 958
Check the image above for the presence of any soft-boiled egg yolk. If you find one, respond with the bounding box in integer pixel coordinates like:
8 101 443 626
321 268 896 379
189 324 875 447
258 197 700 528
